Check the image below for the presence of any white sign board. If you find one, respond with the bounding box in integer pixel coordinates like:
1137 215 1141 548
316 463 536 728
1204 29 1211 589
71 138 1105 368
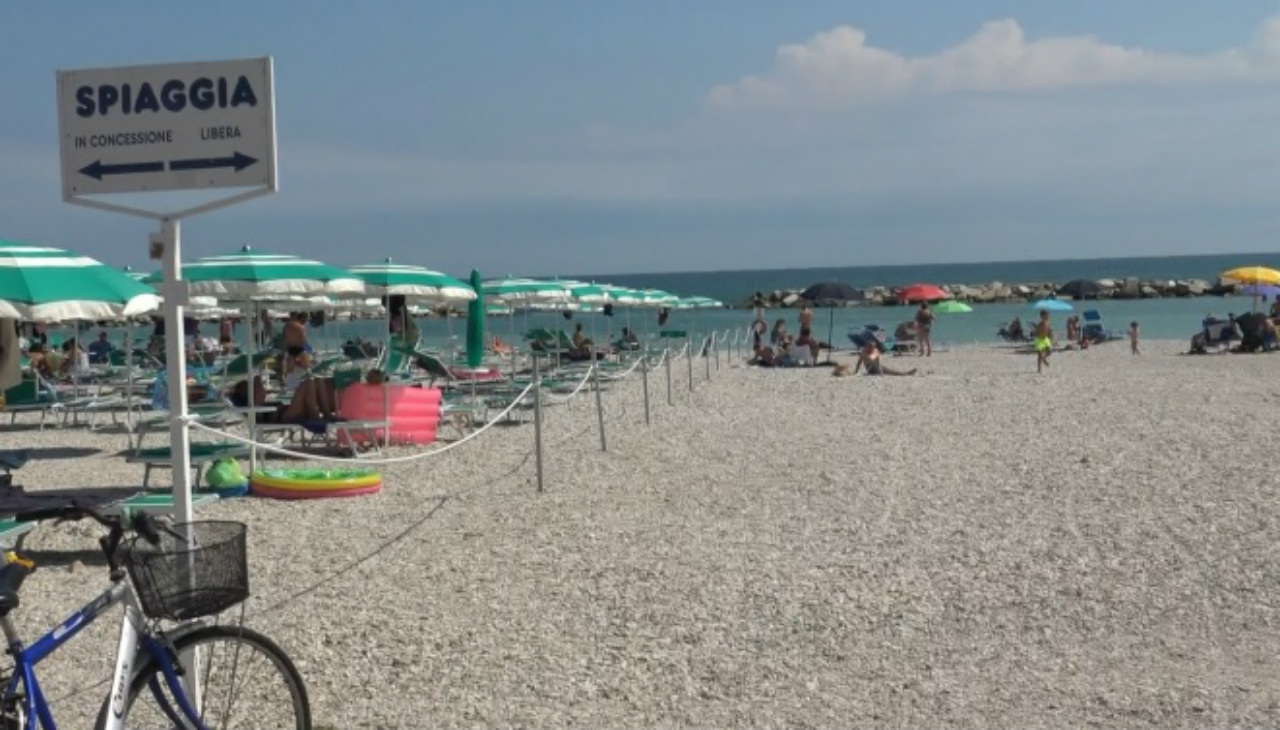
57 57 276 198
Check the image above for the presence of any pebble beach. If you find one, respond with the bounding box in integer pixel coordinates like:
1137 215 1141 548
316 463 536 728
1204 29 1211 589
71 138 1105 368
8 340 1280 728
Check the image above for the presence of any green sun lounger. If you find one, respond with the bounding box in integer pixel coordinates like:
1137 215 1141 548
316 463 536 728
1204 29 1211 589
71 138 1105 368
126 442 249 488
0 519 36 547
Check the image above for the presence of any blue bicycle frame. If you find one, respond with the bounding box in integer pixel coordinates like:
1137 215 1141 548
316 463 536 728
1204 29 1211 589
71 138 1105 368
1 577 208 730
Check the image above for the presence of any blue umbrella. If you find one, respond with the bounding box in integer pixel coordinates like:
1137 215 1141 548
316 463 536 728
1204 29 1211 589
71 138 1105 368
466 269 485 368
1032 299 1073 312
1243 285 1280 298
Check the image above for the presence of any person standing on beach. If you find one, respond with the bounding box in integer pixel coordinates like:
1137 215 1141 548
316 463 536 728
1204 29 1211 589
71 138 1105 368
1129 321 1140 355
1034 310 1053 373
915 302 935 357
750 313 768 350
799 304 813 332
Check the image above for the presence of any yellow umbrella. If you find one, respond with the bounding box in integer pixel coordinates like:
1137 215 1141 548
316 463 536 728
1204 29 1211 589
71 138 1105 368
1222 266 1280 285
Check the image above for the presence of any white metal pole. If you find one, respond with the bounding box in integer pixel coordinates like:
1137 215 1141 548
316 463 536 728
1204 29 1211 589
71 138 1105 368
384 298 392 448
246 303 257 473
161 218 193 524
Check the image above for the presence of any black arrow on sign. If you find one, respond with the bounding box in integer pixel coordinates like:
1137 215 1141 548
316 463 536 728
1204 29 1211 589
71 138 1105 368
78 160 165 181
169 152 258 173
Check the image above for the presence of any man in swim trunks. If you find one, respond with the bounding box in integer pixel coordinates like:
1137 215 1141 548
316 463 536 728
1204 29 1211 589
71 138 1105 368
852 340 916 376
1034 309 1053 373
283 311 310 369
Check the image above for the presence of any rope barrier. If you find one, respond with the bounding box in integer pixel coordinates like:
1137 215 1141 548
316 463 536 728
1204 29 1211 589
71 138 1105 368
184 380 537 465
542 364 597 404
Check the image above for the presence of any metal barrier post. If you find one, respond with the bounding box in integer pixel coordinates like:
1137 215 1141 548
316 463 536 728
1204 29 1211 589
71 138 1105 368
665 347 674 405
533 355 545 493
687 337 694 392
641 354 651 426
705 336 712 380
593 363 607 451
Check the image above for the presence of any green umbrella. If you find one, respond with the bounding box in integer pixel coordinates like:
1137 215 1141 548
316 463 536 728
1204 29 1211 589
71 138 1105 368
0 240 159 320
348 259 475 302
144 245 363 299
481 277 571 303
466 270 485 368
932 300 973 314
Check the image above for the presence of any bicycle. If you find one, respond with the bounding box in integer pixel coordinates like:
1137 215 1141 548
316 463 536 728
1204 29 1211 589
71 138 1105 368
0 505 310 729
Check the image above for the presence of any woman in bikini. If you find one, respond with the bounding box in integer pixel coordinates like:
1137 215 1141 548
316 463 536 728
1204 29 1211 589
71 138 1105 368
915 302 935 357
852 340 916 376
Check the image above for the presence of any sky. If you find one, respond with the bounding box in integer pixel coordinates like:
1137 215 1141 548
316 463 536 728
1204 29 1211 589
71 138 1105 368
2 1 1280 279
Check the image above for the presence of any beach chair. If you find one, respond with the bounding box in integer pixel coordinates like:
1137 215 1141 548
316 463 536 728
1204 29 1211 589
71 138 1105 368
889 322 919 355
1197 320 1236 353
3 375 64 429
1081 310 1123 343
414 351 505 388
0 492 219 546
126 441 250 488
848 325 885 350
103 492 220 520
0 519 36 547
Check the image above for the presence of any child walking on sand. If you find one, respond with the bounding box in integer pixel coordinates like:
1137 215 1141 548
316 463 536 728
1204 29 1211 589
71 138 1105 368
1129 321 1140 355
1034 310 1053 374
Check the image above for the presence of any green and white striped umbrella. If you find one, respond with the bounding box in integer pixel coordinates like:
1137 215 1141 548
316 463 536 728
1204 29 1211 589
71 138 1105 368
637 289 679 307
143 245 364 300
121 265 152 283
600 285 643 304
675 296 724 309
349 259 476 302
0 240 160 320
482 277 571 303
550 279 610 303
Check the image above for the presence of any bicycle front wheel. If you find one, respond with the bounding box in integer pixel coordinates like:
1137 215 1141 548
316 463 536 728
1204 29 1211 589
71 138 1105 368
95 624 311 730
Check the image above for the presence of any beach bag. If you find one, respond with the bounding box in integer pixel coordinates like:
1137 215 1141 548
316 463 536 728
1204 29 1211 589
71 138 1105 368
206 458 245 489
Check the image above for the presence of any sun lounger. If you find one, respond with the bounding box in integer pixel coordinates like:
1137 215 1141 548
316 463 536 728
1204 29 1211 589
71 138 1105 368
104 491 219 519
126 442 249 488
0 519 36 547
3 376 64 429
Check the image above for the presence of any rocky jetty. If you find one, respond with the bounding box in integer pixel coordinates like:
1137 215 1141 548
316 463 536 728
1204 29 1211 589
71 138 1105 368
745 277 1240 308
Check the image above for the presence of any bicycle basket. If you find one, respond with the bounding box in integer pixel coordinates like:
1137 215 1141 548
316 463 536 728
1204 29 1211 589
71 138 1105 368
122 521 249 621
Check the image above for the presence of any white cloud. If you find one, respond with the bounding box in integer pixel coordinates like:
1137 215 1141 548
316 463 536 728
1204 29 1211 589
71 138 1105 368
708 17 1280 110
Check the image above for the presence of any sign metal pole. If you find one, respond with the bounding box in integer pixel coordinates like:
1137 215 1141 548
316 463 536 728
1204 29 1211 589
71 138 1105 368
57 56 278 522
160 219 193 524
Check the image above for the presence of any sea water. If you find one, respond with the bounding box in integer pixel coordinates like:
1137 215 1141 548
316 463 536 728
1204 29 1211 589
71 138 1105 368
63 252 1276 354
